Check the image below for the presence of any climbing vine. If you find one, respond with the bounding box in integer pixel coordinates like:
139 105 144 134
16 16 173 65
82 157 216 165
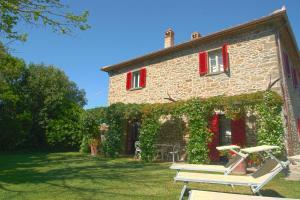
91 91 284 163
255 92 284 155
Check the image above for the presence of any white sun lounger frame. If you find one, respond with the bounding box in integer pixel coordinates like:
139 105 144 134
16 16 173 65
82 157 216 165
188 190 298 200
170 145 246 175
175 145 290 200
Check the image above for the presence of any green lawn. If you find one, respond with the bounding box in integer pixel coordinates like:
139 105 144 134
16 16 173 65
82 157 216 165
0 152 299 200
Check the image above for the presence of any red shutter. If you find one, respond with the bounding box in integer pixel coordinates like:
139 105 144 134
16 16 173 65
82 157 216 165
139 68 147 88
222 43 229 72
292 67 298 88
231 118 246 147
283 52 291 77
298 118 300 138
199 51 208 76
126 72 132 90
208 114 220 161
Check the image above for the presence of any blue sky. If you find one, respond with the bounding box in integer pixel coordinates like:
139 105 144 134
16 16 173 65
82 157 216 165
10 0 300 109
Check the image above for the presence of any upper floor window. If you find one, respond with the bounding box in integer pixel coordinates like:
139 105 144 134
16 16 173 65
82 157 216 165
126 68 147 90
199 43 229 76
208 49 224 73
132 71 140 89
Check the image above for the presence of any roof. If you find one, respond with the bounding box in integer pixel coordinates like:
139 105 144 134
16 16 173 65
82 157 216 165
101 8 298 72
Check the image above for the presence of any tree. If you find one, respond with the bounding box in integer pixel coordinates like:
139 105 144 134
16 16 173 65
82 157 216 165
0 57 87 151
25 64 86 149
0 0 90 44
0 54 32 150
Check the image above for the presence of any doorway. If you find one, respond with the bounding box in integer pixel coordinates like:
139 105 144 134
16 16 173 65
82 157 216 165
125 121 140 154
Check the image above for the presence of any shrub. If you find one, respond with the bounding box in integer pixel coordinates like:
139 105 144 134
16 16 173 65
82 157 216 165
80 135 90 153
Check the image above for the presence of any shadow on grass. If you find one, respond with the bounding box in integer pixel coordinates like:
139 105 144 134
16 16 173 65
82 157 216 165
0 153 171 190
260 189 285 197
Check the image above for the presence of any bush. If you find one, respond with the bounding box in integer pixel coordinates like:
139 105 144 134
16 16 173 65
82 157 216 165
80 135 90 153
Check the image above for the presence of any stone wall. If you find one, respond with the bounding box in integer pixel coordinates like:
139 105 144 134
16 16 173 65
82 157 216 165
108 24 281 104
278 30 300 155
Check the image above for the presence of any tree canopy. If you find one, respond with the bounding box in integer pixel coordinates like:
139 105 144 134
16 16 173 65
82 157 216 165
0 0 90 44
0 53 86 150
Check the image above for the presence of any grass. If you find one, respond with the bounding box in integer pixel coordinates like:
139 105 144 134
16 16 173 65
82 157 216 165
0 152 299 200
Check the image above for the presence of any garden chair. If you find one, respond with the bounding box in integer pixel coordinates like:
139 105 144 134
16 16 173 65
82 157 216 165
188 190 298 200
174 157 291 200
155 144 171 160
134 141 141 160
169 144 180 163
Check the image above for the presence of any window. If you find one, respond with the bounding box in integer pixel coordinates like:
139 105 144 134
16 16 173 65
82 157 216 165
132 71 140 89
208 49 224 73
126 68 146 90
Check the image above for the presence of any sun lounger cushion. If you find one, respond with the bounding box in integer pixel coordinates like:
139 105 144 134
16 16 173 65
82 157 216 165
170 163 226 172
241 145 279 154
175 171 262 185
171 154 243 172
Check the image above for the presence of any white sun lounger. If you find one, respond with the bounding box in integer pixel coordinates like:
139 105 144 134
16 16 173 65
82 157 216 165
170 145 244 175
175 158 290 200
171 145 279 175
188 190 298 200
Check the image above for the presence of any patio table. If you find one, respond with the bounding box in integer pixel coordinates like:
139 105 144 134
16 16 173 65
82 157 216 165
154 144 177 161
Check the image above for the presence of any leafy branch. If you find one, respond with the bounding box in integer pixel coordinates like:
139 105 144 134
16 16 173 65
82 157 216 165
0 0 90 43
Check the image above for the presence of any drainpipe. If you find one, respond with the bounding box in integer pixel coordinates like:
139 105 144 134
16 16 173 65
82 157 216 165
275 30 294 156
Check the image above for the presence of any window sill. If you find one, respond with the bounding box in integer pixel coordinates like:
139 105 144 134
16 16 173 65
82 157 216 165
129 87 143 91
205 71 226 76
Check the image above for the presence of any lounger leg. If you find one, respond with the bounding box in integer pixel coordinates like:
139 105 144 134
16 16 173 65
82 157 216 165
179 182 187 200
250 186 262 196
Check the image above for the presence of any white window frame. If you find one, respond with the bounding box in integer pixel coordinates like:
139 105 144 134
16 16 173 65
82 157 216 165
132 70 140 89
208 48 224 74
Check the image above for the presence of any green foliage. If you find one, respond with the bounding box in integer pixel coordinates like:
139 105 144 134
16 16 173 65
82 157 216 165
255 92 284 155
183 99 214 163
80 135 90 153
81 111 100 140
101 103 143 157
0 54 86 151
102 103 126 157
139 113 161 162
0 0 90 43
46 104 84 150
89 91 283 163
0 54 31 150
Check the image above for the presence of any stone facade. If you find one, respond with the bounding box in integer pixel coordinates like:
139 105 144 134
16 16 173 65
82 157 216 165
105 16 300 155
108 25 281 104
278 30 300 156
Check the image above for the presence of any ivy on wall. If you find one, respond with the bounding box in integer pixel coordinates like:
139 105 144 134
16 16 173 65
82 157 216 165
91 91 284 163
254 92 284 155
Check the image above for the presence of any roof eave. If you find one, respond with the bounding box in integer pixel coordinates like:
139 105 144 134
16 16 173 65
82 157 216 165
101 10 287 73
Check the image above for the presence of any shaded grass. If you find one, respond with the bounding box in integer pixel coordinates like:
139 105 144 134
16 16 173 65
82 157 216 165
0 152 299 200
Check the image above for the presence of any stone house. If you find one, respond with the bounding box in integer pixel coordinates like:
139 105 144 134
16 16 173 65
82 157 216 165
101 8 300 158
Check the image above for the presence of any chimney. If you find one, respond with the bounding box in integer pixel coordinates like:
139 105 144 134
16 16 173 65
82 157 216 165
164 28 174 48
191 32 201 40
